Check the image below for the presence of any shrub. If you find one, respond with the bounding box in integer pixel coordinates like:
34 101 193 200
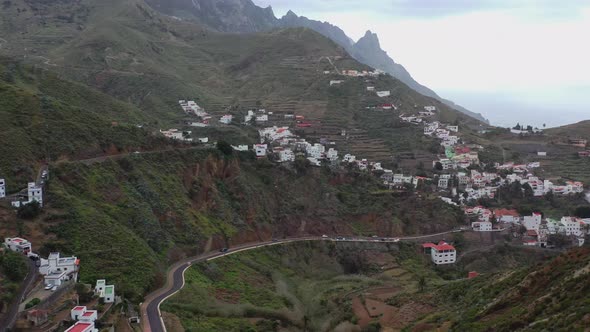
25 298 41 309
17 201 42 219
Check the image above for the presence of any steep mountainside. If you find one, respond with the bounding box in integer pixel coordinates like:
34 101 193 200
426 247 590 331
142 0 488 122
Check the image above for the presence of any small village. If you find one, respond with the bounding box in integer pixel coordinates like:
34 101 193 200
0 61 588 331
149 64 590 256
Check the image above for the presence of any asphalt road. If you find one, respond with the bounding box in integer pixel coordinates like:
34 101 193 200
141 231 464 332
0 259 37 331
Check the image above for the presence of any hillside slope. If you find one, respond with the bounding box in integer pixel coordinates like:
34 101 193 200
0 58 168 189
428 247 590 331
142 0 488 122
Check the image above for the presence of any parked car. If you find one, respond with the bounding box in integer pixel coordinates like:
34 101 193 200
51 285 58 291
321 235 328 238
44 284 53 291
219 248 229 253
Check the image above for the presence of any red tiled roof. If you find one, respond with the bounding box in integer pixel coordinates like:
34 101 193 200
526 230 538 237
422 243 436 248
494 209 520 217
82 311 95 317
73 306 85 311
434 243 456 251
66 322 92 332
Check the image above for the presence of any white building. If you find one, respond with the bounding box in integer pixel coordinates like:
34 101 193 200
424 106 437 112
160 129 192 142
330 80 344 86
259 127 293 143
95 280 115 303
277 149 295 163
0 178 5 198
438 178 449 189
255 144 267 158
446 125 459 132
326 148 338 161
342 154 356 163
219 115 233 125
376 91 391 97
523 213 542 231
256 114 269 122
232 145 249 152
71 306 97 323
472 221 492 232
561 217 582 236
425 242 456 265
39 252 79 287
4 237 32 254
244 110 255 123
366 86 375 91
306 143 325 159
65 322 98 332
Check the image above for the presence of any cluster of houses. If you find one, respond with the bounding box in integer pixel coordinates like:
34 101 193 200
65 280 116 332
160 129 193 142
3 237 80 287
465 208 589 247
179 100 211 127
2 174 45 209
380 172 429 190
339 69 384 77
252 126 339 165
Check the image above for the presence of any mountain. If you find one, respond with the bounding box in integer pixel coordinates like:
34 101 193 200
142 0 488 123
0 0 472 301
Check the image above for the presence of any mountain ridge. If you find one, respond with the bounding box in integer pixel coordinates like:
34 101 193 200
143 0 488 123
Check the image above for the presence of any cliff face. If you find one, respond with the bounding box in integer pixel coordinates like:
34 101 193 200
143 0 488 122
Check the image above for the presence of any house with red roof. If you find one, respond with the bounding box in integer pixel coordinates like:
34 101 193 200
65 322 97 332
423 241 457 265
494 209 520 223
3 237 32 255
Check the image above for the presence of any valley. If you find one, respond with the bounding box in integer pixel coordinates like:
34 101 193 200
0 0 588 332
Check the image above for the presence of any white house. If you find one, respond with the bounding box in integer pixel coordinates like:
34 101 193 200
39 252 80 287
329 80 344 86
438 177 450 189
197 137 209 144
366 86 375 91
424 242 456 265
0 178 5 198
523 213 542 231
342 154 356 163
277 149 295 163
255 144 267 158
561 217 582 236
537 151 547 156
71 306 97 323
65 322 98 332
27 182 43 207
219 115 233 125
376 91 391 97
160 129 192 142
256 114 269 122
326 148 338 161
232 145 249 152
424 106 436 112
4 237 32 255
306 144 325 159
244 110 255 123
446 125 459 133
472 221 492 232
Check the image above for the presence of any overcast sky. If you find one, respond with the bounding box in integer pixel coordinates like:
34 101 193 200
253 0 590 127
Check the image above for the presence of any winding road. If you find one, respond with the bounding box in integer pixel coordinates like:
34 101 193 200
140 230 466 332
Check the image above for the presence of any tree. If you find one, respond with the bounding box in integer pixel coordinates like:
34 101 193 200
574 206 590 218
418 276 426 292
434 161 443 171
216 140 233 156
548 234 571 248
17 201 41 219
294 156 309 174
0 252 27 281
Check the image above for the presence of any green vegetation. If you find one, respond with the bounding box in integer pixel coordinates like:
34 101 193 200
0 251 28 313
428 248 590 331
25 298 41 309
